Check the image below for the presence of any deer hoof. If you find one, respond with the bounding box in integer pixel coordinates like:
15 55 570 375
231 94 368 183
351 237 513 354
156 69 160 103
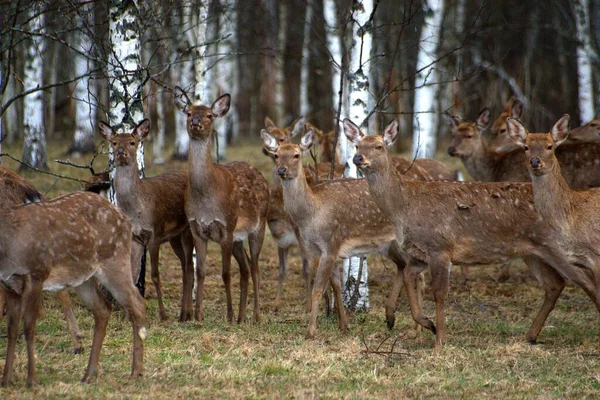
386 315 396 330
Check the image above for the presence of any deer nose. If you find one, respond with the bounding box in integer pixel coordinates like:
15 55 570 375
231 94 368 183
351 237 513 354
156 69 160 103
530 156 542 169
447 146 456 156
277 167 287 177
117 147 125 155
192 116 201 126
353 154 364 166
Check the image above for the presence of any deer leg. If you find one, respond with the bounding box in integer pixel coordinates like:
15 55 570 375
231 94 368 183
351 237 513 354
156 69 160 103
384 251 407 330
232 241 250 323
21 280 44 388
522 256 565 344
130 239 146 286
75 280 112 384
192 235 208 322
329 261 348 333
460 266 469 284
403 262 435 334
221 235 236 323
170 231 194 322
101 266 148 379
248 225 265 323
274 246 289 314
56 290 83 354
0 289 5 325
306 257 319 313
307 253 336 339
1 287 22 387
429 254 452 351
498 261 512 283
148 240 167 321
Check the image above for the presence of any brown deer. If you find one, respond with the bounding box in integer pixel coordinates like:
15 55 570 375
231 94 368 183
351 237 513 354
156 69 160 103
447 110 600 189
99 120 195 322
0 191 147 386
566 116 600 142
347 118 570 350
0 167 83 354
173 87 269 323
262 128 423 339
486 98 524 154
506 115 600 336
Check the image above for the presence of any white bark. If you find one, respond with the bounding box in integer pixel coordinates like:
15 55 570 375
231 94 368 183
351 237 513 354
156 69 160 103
71 3 96 155
341 0 374 312
573 0 595 122
22 6 47 170
411 0 445 159
275 1 287 123
193 2 210 103
153 87 166 164
300 1 313 116
108 0 145 203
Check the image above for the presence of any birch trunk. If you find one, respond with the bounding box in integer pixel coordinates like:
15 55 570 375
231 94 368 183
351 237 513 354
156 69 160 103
324 0 342 131
21 6 47 171
172 5 193 160
340 0 374 312
217 0 238 150
411 0 445 159
300 1 313 117
70 2 97 156
573 0 595 123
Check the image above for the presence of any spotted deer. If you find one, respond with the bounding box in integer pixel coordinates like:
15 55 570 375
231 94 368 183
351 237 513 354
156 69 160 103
0 191 147 386
173 87 269 323
347 118 571 350
99 120 194 322
262 128 423 339
566 116 600 143
486 98 524 154
447 110 600 189
0 167 83 354
507 115 600 340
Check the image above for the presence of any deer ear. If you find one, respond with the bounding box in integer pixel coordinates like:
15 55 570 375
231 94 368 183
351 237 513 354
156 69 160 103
299 129 315 153
477 108 491 128
264 116 275 129
444 113 460 131
511 99 524 119
134 119 150 140
506 118 528 148
99 121 115 141
173 86 191 113
343 119 364 144
551 114 570 146
289 117 306 138
382 119 399 147
212 94 231 117
261 129 279 155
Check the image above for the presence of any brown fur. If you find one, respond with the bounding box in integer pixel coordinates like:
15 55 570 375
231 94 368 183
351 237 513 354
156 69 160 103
174 87 269 323
0 167 83 354
347 118 569 350
0 191 146 386
99 120 194 322
262 129 423 339
566 117 600 143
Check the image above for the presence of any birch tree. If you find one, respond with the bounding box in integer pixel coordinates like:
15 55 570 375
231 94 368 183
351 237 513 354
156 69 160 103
572 0 595 123
299 0 313 117
411 0 445 159
21 5 48 171
69 1 97 156
340 0 374 312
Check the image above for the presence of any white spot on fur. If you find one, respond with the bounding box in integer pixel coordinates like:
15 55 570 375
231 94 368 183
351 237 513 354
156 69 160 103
138 327 147 340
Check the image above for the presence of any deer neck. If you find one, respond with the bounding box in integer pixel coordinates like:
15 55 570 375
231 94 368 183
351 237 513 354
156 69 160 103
531 162 573 230
113 162 142 214
365 154 405 216
461 140 498 181
187 136 217 196
280 167 317 225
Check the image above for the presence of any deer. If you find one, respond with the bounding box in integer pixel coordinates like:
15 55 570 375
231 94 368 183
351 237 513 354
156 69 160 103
262 127 424 339
0 167 83 354
565 116 600 143
506 115 600 341
447 109 600 190
99 120 195 322
173 87 269 323
0 191 147 386
485 98 524 154
346 118 573 350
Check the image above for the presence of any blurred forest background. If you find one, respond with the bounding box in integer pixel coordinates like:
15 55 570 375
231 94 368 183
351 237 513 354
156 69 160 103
0 0 599 169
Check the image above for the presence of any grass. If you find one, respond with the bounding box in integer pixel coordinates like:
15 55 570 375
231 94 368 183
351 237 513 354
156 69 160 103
1 139 599 398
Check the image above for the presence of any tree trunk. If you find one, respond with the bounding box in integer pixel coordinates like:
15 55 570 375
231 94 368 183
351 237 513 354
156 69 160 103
340 0 374 312
411 0 445 160
300 1 313 117
21 5 48 171
283 0 308 123
573 0 595 123
172 4 193 160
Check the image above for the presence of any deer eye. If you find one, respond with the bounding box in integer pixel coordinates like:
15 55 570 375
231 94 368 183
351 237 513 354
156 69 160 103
523 145 529 151
279 138 285 142
546 144 553 150
465 135 473 139
187 112 191 117
273 154 279 160
207 114 213 119
293 154 300 159
112 141 117 146
499 128 506 134
375 145 383 150
130 141 136 146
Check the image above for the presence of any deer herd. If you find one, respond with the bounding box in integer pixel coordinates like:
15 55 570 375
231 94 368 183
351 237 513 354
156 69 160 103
1 89 600 387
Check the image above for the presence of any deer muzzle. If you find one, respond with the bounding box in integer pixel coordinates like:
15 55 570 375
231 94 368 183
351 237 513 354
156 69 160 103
530 156 542 170
277 166 288 178
447 146 456 156
353 154 366 168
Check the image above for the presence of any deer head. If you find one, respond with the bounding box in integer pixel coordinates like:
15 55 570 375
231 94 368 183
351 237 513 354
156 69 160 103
264 116 305 143
446 109 490 158
344 119 399 172
507 115 570 176
99 119 150 166
568 116 600 142
262 128 314 180
487 98 524 153
173 86 230 140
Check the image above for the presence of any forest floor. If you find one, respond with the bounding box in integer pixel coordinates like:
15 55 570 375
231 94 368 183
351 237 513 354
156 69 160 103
0 139 599 399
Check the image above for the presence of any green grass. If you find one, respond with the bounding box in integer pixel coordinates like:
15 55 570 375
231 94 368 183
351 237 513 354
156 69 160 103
0 139 599 398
